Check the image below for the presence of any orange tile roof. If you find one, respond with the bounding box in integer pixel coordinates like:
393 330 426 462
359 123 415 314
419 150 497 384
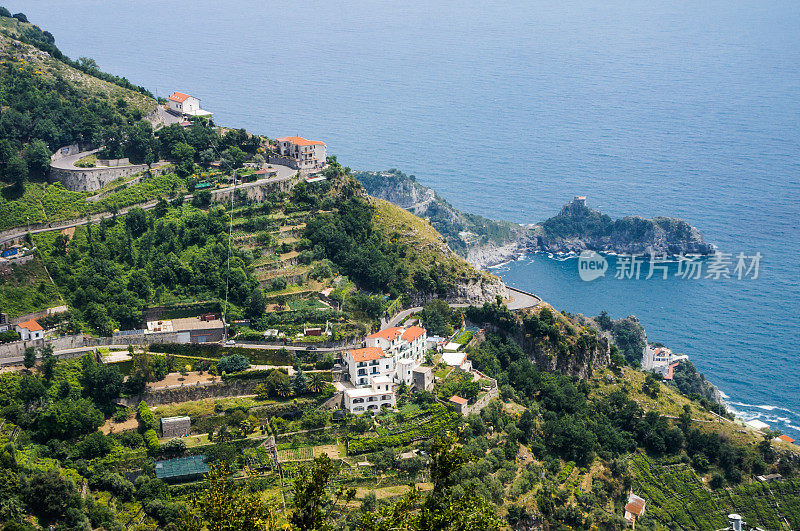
449 395 468 405
367 327 402 341
401 326 426 342
168 92 192 102
17 319 42 332
625 500 645 516
347 347 384 362
276 136 326 147
777 434 796 444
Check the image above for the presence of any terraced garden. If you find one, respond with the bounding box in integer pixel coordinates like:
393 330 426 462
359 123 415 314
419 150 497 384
630 453 800 529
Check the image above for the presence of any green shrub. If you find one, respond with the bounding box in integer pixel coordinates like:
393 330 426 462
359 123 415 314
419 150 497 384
138 401 156 431
143 429 159 453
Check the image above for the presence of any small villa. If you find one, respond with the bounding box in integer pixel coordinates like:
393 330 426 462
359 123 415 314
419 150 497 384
167 92 212 117
15 319 43 341
274 136 327 170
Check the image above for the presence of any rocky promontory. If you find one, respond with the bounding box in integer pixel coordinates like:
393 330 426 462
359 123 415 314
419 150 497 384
526 196 716 257
357 170 715 268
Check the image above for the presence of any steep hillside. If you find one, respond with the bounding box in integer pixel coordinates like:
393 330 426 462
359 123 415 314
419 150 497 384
466 300 611 378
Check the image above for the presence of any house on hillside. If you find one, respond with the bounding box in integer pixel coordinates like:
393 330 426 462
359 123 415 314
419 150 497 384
343 376 396 414
449 395 468 415
624 493 646 528
167 92 212 117
341 325 428 414
15 319 43 341
274 136 327 170
161 416 191 438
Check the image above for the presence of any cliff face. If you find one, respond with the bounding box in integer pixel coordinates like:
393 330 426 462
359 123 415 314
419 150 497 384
468 304 611 379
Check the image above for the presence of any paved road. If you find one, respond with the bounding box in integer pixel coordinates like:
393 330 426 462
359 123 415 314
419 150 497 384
51 148 101 170
383 286 541 328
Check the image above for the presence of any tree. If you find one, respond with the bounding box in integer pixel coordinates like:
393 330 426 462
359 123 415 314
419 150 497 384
216 354 250 374
172 141 196 177
420 299 457 337
307 373 326 394
125 207 148 237
6 155 27 189
23 139 51 179
266 370 292 398
126 120 156 165
188 463 275 531
293 369 308 396
82 357 124 413
39 343 56 382
23 347 36 370
290 453 354 531
245 288 266 320
11 13 28 23
35 398 103 441
24 469 79 525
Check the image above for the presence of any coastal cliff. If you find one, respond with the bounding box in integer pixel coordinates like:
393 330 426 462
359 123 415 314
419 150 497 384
527 197 715 256
466 301 611 379
357 170 715 268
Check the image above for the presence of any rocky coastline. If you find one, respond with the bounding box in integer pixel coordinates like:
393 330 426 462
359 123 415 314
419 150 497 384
357 169 716 269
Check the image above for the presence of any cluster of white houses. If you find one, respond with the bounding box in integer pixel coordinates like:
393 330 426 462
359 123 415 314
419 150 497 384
341 325 433 414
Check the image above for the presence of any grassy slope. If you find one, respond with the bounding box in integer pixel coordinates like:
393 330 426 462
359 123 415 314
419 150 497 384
371 197 502 290
0 252 62 317
0 18 156 115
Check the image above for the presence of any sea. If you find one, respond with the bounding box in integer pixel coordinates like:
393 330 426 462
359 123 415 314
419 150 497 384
17 0 800 437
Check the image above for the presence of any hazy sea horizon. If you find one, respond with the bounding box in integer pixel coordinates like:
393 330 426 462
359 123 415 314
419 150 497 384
16 0 800 436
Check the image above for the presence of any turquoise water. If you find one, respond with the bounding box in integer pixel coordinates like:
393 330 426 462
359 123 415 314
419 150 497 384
18 0 800 436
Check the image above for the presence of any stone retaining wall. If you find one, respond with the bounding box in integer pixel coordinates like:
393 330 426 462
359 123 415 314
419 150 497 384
51 164 151 192
119 379 263 407
0 333 85 362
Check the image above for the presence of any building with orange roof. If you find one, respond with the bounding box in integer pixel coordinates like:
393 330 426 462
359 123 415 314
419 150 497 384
624 493 646 528
15 318 43 341
274 136 327 170
774 434 796 444
342 324 428 414
167 92 212 117
449 395 469 415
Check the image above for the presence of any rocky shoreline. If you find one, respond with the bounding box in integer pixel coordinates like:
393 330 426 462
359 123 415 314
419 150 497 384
356 170 716 270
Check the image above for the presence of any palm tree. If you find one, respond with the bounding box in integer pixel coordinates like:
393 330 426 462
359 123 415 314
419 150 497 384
275 379 293 398
307 373 326 394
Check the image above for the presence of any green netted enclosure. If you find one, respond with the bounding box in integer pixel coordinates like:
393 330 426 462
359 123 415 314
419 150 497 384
154 455 209 483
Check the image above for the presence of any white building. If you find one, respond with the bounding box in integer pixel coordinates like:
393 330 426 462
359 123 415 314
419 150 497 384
342 325 428 414
274 136 327 170
343 376 396 414
642 345 688 378
167 92 212 117
15 319 43 341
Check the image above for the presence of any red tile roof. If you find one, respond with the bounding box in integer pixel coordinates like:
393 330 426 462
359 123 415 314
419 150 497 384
367 327 402 341
449 395 468 405
253 169 267 174
625 500 645 516
401 326 426 342
777 434 796 444
347 347 384 362
17 319 42 332
276 136 326 147
168 92 192 102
